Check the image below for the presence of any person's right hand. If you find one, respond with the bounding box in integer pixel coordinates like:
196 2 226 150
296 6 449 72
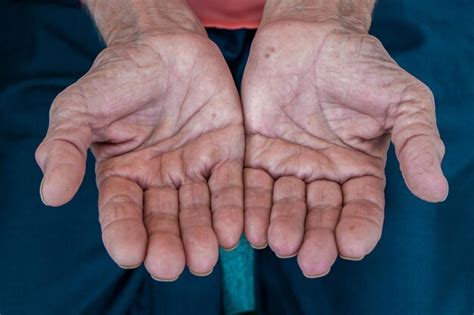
35 29 244 281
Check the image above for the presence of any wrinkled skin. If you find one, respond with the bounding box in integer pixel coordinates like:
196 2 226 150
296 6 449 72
242 21 448 277
36 33 245 281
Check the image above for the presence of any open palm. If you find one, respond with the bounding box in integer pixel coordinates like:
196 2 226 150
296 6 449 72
36 34 244 280
242 22 448 277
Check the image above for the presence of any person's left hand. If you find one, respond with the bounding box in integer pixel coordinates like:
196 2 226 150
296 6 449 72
242 19 448 277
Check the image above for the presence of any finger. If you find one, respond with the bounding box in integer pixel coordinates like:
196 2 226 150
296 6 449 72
143 186 185 281
35 130 91 207
35 97 92 207
268 176 306 258
98 176 147 268
297 180 341 278
208 160 244 250
244 168 274 249
391 85 448 202
336 176 385 260
179 181 218 275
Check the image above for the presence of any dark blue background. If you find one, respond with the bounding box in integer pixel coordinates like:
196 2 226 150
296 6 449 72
0 1 473 314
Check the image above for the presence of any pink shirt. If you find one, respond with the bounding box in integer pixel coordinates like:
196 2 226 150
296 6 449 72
187 0 265 29
80 1 264 30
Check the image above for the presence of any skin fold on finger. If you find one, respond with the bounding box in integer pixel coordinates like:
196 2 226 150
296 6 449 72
244 168 274 249
98 176 147 269
179 181 218 276
143 186 185 281
336 175 385 260
208 160 244 250
297 180 342 278
268 176 306 258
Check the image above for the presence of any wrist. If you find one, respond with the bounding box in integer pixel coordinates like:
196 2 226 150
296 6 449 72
261 0 375 33
85 0 206 46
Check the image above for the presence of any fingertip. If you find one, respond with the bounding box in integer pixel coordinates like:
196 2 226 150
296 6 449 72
35 145 47 173
244 212 269 250
268 222 302 258
145 234 185 282
423 175 449 203
335 223 376 260
335 214 382 260
404 169 449 203
150 274 180 282
40 164 84 207
39 177 48 206
301 268 331 279
222 240 240 252
337 247 368 261
118 263 142 270
339 254 365 261
396 134 449 203
245 232 268 250
297 232 338 278
102 220 147 269
249 242 268 250
216 232 241 250
184 228 219 276
189 267 214 277
441 181 449 202
275 252 297 259
216 227 242 250
213 206 243 250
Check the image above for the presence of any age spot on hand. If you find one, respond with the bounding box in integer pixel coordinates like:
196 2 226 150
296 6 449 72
265 46 276 58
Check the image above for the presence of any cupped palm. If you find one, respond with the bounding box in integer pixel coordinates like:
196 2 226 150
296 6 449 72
36 34 245 280
242 22 448 277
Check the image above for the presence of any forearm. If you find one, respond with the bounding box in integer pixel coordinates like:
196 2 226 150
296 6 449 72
262 0 376 32
84 0 205 45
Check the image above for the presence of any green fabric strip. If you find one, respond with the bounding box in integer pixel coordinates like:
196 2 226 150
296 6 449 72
220 236 255 314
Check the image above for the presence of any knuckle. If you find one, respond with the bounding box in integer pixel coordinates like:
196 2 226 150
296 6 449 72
99 199 141 229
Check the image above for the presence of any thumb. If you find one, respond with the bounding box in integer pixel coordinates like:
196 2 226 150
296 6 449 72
35 96 92 207
391 83 448 202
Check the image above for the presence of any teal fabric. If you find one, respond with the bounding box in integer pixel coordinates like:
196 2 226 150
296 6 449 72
220 237 255 314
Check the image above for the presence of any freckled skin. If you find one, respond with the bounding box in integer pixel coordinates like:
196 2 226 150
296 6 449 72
242 21 448 277
36 33 245 280
265 46 276 58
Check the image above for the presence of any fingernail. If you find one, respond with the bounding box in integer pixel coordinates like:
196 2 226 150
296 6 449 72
250 243 268 250
118 263 142 270
190 268 213 277
303 268 331 279
339 255 365 261
223 241 239 252
441 182 449 202
39 177 48 206
275 252 297 259
151 274 179 282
